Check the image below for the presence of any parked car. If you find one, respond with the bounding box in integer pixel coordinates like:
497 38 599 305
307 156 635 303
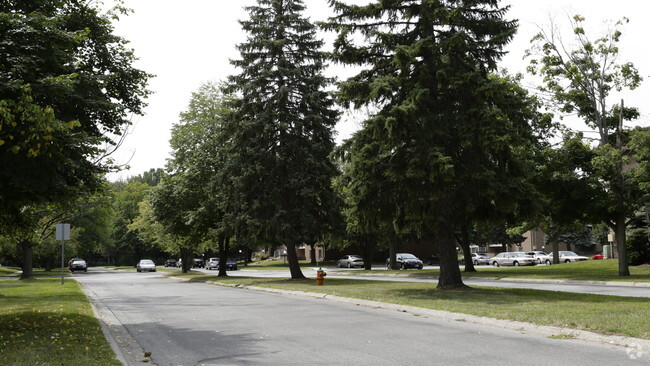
337 255 365 268
192 258 205 268
490 252 536 267
471 253 491 266
136 259 156 272
545 251 589 265
164 259 178 267
525 251 551 264
206 258 219 270
592 253 604 260
68 258 87 272
387 253 423 270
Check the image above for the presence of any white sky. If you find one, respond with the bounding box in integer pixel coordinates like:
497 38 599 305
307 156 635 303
106 0 650 181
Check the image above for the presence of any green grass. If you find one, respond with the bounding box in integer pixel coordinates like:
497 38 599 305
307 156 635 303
0 266 19 276
175 274 650 339
0 278 120 365
357 260 650 282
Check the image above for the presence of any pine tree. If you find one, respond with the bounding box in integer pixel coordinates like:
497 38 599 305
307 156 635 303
225 0 339 279
325 0 544 288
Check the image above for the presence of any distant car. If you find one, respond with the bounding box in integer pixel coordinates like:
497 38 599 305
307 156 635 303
592 253 604 260
387 253 423 270
490 252 536 267
136 259 156 272
471 253 491 266
192 258 205 268
525 251 551 264
337 255 364 268
206 258 219 270
545 251 589 265
164 259 178 267
68 258 87 272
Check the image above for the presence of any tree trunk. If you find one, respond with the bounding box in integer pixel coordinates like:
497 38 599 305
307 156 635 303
19 240 35 280
615 213 630 276
459 224 476 273
436 215 467 289
387 226 398 270
285 235 305 279
362 236 376 270
309 245 317 265
218 234 228 277
180 247 192 273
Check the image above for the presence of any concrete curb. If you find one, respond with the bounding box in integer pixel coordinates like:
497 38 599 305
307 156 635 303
79 282 155 366
175 276 650 353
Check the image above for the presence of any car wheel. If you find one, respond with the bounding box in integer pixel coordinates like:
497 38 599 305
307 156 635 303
70 269 74 273
84 269 87 272
473 260 479 266
536 259 541 264
137 269 141 272
400 263 405 270
347 262 352 268
513 261 520 266
545 259 551 265
492 261 499 267
565 259 571 263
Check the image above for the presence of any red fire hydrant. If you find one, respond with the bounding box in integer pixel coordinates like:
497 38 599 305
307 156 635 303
316 267 327 286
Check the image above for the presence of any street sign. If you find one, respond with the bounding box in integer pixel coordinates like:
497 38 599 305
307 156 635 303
56 224 70 241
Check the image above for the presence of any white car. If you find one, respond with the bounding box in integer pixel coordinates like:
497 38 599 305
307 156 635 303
526 251 551 264
545 251 589 265
206 258 219 270
136 259 156 272
490 252 537 267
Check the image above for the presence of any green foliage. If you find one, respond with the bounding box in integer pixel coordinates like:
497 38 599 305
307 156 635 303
225 0 340 270
627 229 650 265
0 0 150 275
325 0 545 287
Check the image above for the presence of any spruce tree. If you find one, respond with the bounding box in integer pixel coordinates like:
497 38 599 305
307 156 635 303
226 0 339 279
325 0 543 288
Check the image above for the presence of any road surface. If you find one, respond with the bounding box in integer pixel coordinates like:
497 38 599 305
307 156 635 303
75 268 647 366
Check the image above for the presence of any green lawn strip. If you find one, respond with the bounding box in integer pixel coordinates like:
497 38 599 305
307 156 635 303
349 260 650 282
0 278 120 366
0 266 19 276
175 274 650 339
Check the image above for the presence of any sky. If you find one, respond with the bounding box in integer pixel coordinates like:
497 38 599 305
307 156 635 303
105 0 650 181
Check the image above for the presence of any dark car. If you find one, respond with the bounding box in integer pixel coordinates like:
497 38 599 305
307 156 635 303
165 259 178 267
68 258 87 272
387 253 423 270
192 258 205 268
221 260 238 271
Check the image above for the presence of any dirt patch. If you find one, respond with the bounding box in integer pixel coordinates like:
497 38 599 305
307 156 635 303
634 263 650 269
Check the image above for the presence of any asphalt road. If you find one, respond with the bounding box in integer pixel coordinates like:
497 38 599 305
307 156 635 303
76 268 647 366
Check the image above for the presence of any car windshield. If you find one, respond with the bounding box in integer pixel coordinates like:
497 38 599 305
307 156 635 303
73 260 85 264
560 251 578 256
399 254 417 259
512 253 526 257
350 256 362 260
140 260 154 265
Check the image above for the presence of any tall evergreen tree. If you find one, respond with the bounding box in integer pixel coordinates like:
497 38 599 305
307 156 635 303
325 1 545 288
225 0 339 279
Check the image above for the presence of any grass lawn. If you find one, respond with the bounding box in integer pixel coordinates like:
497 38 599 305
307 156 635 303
173 273 650 339
357 260 650 282
0 278 120 366
0 266 19 276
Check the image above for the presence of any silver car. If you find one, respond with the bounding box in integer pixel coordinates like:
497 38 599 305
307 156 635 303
206 258 219 270
545 251 589 265
337 255 364 268
136 259 156 272
526 251 550 264
471 253 491 265
490 252 536 267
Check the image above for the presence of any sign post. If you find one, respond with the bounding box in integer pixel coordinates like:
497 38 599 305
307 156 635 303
56 224 70 285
